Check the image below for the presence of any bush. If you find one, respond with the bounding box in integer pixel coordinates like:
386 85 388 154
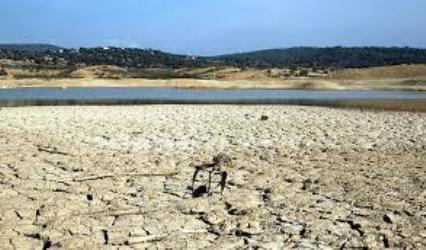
0 67 7 76
299 69 309 77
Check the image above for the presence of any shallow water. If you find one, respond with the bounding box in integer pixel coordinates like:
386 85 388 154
0 88 426 103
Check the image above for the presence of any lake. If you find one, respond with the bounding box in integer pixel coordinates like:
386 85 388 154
0 87 425 106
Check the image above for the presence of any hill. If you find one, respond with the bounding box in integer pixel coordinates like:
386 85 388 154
331 64 426 79
212 47 426 68
0 45 205 68
0 43 63 52
1 44 426 69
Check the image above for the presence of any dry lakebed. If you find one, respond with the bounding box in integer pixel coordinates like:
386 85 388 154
0 105 425 249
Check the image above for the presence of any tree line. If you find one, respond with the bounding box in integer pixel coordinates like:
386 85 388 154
1 44 426 69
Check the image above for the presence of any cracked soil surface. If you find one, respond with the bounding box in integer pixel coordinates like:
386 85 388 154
0 105 425 249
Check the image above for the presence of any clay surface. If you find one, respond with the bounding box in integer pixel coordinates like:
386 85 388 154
0 106 425 249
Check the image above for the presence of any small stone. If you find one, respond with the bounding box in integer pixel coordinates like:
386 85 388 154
228 207 248 216
243 238 258 246
380 234 391 248
238 222 263 236
127 188 138 197
125 235 167 245
181 208 206 216
302 179 313 190
260 115 269 121
397 229 411 238
383 213 396 224
351 207 371 217
345 237 367 249
277 218 306 236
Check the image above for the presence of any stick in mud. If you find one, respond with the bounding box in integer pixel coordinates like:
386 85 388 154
73 172 178 182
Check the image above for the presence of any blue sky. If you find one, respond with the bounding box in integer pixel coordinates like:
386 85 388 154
1 0 425 55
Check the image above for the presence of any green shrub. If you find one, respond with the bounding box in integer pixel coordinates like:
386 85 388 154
299 69 309 77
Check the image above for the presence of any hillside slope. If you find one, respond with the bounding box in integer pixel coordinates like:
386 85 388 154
0 43 62 52
332 64 426 79
212 47 426 68
1 44 426 69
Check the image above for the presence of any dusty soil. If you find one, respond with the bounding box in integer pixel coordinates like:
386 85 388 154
0 106 425 249
331 64 426 79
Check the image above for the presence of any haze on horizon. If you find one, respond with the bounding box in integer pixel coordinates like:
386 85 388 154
1 0 426 55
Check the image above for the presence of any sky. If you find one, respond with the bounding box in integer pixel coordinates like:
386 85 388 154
1 0 425 55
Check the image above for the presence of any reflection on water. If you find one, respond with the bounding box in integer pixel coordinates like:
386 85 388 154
1 87 425 100
0 88 425 110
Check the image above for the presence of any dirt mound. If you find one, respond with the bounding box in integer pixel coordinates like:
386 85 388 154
2 68 69 79
70 65 128 78
296 80 344 90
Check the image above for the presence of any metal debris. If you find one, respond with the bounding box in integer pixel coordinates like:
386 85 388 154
191 154 232 197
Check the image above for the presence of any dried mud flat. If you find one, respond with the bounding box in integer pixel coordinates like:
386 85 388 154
0 105 425 249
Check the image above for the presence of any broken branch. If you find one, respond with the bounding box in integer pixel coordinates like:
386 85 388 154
73 172 178 182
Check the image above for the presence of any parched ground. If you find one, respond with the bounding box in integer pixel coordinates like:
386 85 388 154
0 106 425 249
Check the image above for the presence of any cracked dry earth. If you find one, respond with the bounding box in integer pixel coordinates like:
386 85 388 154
0 105 425 249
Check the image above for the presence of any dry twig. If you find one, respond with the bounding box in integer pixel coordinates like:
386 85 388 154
73 172 178 182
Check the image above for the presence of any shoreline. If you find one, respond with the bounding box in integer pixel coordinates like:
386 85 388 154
1 99 425 112
1 77 426 91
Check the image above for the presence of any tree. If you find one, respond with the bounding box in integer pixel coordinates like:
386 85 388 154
299 69 309 77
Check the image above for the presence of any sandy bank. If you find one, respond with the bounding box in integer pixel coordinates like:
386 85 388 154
1 78 426 91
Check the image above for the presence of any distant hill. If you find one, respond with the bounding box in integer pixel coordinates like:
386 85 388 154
0 43 63 52
332 64 426 79
1 44 426 69
211 47 426 68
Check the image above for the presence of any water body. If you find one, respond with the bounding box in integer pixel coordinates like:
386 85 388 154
0 87 425 106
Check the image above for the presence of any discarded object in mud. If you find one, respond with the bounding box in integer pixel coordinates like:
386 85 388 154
36 144 72 156
191 153 232 198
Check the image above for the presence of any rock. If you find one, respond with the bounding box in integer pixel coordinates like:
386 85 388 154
379 234 391 248
126 188 138 197
383 213 396 224
97 230 109 245
260 115 269 121
200 214 222 225
277 217 306 236
181 207 206 216
364 234 382 249
237 222 263 236
351 207 371 217
125 235 167 245
86 193 93 201
227 206 248 216
9 237 44 249
302 179 313 191
243 237 258 246
345 237 367 249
